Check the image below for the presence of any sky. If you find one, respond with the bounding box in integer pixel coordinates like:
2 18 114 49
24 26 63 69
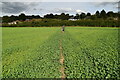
0 0 119 17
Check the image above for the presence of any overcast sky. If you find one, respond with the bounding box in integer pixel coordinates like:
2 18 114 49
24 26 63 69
0 0 119 17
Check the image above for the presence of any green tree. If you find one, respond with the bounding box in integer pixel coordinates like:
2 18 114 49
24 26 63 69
107 11 114 17
74 13 80 19
44 13 54 19
2 16 11 23
90 15 97 20
54 14 60 19
95 11 100 18
19 13 26 21
10 15 18 22
60 13 67 20
100 10 107 19
87 13 91 16
65 14 70 20
80 13 86 19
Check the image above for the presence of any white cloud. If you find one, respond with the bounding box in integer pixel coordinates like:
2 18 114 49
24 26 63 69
49 8 87 14
93 2 118 6
1 2 39 14
1 0 119 2
1 1 118 16
76 9 86 13
51 8 74 13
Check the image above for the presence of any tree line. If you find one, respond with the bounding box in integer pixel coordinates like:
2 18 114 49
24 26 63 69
2 9 120 27
2 14 42 23
2 9 119 23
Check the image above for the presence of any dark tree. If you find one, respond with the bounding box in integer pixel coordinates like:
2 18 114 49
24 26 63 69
100 10 107 19
10 15 18 22
74 13 80 19
95 11 100 18
49 13 54 18
35 15 41 19
19 13 26 21
107 11 114 17
54 14 60 19
65 14 70 20
60 13 66 20
44 13 54 19
87 13 91 16
80 13 86 19
90 15 97 20
2 16 11 23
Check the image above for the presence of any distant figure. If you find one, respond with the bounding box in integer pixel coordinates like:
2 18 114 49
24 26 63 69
62 25 65 32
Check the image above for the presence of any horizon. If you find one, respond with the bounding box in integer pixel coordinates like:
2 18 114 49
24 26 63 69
1 2 119 17
0 9 118 18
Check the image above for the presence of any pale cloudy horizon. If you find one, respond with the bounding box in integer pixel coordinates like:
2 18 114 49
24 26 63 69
0 0 119 17
1 0 119 2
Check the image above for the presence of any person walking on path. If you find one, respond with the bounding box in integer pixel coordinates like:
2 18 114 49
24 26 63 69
62 25 65 32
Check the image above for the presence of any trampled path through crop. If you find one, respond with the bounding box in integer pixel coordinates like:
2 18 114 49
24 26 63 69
59 31 66 79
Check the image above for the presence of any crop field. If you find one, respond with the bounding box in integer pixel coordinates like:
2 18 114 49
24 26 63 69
2 27 119 79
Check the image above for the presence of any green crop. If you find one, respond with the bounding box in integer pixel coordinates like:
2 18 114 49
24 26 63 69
2 27 119 79
62 27 119 79
2 27 61 78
